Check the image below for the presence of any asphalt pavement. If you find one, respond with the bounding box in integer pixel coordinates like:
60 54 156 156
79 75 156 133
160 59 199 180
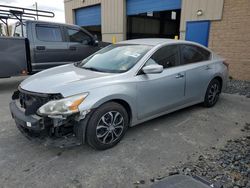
0 76 249 188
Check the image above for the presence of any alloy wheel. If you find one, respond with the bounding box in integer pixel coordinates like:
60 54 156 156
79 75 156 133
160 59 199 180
96 111 124 144
208 83 220 105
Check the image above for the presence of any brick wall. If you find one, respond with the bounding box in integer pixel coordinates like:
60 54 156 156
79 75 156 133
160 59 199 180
209 0 250 81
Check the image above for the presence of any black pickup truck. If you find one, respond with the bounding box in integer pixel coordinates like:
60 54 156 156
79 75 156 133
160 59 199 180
0 20 108 78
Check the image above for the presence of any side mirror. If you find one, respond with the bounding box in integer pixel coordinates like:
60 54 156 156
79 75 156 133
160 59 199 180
93 34 99 45
142 64 163 74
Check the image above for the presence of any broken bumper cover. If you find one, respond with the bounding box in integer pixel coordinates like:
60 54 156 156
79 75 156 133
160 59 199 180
9 101 84 148
10 101 43 130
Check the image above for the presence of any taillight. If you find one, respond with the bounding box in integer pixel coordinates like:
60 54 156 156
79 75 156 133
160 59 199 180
223 61 229 69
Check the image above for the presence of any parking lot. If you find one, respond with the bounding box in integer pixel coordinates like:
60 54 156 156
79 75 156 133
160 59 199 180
0 76 249 188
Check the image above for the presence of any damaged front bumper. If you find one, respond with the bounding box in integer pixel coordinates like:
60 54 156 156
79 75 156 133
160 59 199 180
9 100 90 148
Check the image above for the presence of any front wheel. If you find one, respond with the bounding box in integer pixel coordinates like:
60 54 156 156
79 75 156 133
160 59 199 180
203 79 221 107
86 102 129 150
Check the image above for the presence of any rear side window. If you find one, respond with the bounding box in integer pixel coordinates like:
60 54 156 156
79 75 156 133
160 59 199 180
14 23 26 37
181 44 211 64
146 45 180 68
36 25 63 42
67 28 92 44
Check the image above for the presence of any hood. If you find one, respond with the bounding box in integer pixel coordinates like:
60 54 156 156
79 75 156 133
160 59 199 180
20 64 114 97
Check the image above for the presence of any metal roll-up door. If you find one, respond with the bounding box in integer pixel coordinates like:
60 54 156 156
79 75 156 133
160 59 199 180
75 5 101 26
126 0 182 15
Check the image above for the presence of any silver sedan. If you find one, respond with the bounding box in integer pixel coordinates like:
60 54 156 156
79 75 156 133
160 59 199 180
10 39 229 150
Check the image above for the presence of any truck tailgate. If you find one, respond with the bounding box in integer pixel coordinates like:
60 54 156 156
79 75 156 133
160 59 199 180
0 37 29 78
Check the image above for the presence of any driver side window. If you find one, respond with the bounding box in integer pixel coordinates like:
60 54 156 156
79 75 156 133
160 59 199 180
145 45 180 68
67 28 92 44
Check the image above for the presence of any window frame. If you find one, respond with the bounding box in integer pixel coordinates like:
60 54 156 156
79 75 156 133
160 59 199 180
180 44 211 65
149 44 181 69
137 44 181 75
65 27 93 44
35 24 64 42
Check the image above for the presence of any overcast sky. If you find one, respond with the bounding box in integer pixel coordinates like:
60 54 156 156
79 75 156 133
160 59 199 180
0 0 65 23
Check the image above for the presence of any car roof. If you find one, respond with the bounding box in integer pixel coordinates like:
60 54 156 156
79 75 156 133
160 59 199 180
118 38 200 47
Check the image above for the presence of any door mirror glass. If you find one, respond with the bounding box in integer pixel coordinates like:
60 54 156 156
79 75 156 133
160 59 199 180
142 64 163 74
93 34 99 45
93 34 98 41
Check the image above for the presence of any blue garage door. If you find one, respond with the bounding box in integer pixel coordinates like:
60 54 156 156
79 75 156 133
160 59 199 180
127 0 182 15
186 21 210 47
75 5 101 26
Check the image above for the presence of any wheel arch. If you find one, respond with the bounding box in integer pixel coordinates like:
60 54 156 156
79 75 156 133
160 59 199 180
110 99 132 123
91 96 134 126
212 76 223 92
203 75 223 101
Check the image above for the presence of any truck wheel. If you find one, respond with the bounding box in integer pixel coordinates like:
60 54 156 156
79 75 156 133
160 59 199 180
203 79 221 107
86 102 129 150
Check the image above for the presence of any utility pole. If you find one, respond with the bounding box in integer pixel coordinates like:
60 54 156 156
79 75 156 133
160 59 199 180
33 2 38 20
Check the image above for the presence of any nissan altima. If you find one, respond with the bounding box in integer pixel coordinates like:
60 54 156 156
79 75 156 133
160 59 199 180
10 39 228 150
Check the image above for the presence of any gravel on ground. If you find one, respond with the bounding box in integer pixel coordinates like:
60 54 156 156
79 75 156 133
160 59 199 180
224 80 250 98
148 123 250 188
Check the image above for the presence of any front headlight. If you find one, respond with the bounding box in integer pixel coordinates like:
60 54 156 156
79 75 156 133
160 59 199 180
37 93 88 116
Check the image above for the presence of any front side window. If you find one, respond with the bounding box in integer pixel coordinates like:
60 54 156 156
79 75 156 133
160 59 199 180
67 28 92 44
36 25 62 42
181 45 211 64
76 44 152 73
145 45 180 68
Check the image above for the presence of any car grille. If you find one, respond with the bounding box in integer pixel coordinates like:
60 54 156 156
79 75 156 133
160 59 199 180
17 89 62 116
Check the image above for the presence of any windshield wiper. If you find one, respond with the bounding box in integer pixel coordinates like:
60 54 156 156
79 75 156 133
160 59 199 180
82 67 103 72
74 61 81 66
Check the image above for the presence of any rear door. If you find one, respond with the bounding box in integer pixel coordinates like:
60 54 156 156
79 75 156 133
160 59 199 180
180 44 214 102
136 45 185 120
32 24 69 71
65 27 100 61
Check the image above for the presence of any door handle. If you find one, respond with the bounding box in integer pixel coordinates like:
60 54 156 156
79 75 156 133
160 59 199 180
36 46 45 50
205 66 212 70
175 73 184 79
69 46 77 51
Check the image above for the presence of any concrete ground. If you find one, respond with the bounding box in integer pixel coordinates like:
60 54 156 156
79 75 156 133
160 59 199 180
0 77 249 188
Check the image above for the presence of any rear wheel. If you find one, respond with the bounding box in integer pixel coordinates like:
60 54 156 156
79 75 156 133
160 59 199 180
86 102 129 150
203 79 221 107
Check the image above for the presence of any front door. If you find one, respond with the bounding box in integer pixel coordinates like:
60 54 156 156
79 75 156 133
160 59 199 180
136 45 185 120
66 27 99 62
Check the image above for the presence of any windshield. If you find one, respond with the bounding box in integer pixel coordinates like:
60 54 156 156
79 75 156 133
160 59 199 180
76 44 152 73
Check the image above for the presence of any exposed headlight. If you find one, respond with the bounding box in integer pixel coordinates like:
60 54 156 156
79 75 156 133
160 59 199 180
37 93 88 116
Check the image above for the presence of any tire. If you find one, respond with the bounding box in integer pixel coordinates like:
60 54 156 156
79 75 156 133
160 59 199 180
86 102 129 150
203 79 221 107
